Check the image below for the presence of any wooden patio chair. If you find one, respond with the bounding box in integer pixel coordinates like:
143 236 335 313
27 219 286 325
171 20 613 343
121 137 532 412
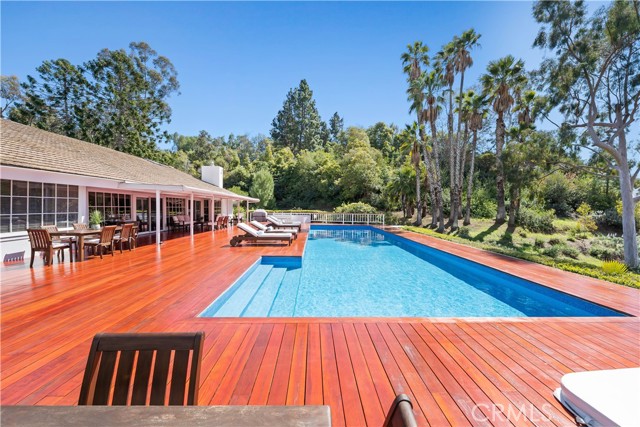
383 394 418 427
222 215 229 228
230 223 293 247
214 216 224 230
78 332 204 406
84 225 117 259
73 223 90 230
26 228 71 268
41 224 75 254
112 223 134 253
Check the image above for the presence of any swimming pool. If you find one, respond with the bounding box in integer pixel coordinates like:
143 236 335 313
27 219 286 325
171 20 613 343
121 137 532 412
200 225 625 317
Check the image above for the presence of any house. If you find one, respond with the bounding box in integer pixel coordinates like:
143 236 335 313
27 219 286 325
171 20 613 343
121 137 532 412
0 119 258 260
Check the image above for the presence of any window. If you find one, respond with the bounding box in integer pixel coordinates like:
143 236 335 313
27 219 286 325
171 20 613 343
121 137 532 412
214 200 222 218
0 179 79 233
88 191 131 223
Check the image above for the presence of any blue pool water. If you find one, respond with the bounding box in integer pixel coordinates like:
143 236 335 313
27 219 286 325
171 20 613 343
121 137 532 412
200 226 625 317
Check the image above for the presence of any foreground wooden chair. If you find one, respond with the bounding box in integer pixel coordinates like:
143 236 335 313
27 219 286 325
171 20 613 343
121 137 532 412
383 394 418 427
26 228 71 268
84 225 117 259
79 332 204 406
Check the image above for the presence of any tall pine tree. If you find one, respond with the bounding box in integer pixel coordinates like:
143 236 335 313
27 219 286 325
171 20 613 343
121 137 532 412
270 79 325 153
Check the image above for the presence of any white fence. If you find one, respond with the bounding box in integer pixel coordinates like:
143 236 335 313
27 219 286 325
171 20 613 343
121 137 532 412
309 212 385 226
250 211 385 226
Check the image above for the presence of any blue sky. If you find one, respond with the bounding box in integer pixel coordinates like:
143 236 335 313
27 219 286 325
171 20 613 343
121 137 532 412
1 1 604 140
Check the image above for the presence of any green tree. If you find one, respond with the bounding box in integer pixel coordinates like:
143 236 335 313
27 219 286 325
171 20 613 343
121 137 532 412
85 42 180 158
328 112 344 142
533 0 640 268
481 55 527 223
462 90 488 225
367 122 398 161
270 79 326 154
339 146 385 205
250 169 275 208
450 29 481 230
402 41 436 226
9 59 87 138
1 75 22 118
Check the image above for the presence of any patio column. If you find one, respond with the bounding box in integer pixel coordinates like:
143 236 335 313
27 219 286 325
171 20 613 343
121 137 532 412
155 190 161 245
190 193 194 237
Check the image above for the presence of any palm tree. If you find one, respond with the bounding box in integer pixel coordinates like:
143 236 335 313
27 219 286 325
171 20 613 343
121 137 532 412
462 90 488 225
480 55 526 223
399 124 425 225
450 29 481 230
402 42 434 226
422 70 446 232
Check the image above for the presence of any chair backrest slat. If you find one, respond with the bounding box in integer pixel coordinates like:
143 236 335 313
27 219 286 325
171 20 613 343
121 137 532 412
79 332 204 406
131 350 154 405
112 351 136 405
169 350 190 405
150 349 172 405
73 223 89 230
93 351 118 405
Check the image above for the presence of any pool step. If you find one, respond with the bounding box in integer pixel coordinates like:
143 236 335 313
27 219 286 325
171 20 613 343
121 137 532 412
242 267 288 317
268 268 302 317
213 264 273 317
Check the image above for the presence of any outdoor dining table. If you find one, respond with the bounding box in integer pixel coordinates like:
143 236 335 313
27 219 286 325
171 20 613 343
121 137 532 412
0 405 332 426
49 225 137 262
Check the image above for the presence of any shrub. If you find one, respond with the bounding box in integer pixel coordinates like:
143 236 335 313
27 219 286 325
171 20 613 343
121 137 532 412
601 260 628 275
457 226 471 238
534 238 545 249
470 188 497 219
334 202 377 214
542 245 562 258
517 207 556 233
560 246 580 259
589 235 625 261
548 237 562 245
575 202 598 233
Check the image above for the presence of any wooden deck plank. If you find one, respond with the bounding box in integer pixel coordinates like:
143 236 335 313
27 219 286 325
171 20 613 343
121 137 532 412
1 226 638 427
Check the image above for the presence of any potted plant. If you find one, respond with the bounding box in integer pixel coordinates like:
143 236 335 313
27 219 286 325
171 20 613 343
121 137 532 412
89 210 103 229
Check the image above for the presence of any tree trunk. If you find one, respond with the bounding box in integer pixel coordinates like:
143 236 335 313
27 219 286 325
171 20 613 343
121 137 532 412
464 130 478 225
457 123 469 220
429 121 445 232
421 143 438 228
618 157 639 268
508 185 520 227
495 115 507 222
414 167 422 226
448 87 456 225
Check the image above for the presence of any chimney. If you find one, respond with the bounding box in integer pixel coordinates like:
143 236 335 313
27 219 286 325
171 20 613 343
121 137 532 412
201 163 224 188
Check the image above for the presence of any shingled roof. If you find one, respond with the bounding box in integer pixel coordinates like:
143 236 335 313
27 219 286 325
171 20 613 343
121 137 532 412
0 119 258 202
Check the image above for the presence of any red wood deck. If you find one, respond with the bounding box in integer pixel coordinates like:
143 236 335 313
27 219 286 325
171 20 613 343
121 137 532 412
2 225 638 426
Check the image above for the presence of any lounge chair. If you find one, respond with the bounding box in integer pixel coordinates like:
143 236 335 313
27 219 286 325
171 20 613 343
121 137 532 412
250 220 298 239
230 223 293 247
267 215 302 232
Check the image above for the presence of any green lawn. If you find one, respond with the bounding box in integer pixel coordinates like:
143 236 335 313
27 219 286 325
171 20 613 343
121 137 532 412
402 218 640 288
